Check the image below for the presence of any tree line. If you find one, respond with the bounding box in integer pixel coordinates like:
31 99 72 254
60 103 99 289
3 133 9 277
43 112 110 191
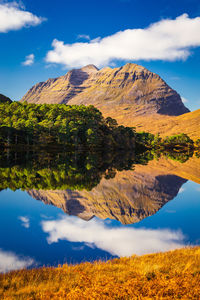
136 132 200 150
0 98 199 151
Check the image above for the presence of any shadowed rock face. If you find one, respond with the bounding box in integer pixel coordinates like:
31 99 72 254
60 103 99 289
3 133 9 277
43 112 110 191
21 63 189 117
28 169 186 224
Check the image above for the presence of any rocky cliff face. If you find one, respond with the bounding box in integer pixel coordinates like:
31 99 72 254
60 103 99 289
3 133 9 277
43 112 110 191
21 63 189 117
28 168 186 224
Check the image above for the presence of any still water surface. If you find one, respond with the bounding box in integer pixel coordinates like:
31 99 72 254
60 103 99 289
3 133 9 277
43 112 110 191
0 150 199 272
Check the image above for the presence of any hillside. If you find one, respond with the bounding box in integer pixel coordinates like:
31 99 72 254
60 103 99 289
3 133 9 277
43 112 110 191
21 63 189 117
1 247 199 299
0 93 12 104
108 109 200 140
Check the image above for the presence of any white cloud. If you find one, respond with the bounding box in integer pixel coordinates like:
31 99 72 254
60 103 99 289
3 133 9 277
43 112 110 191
77 34 90 41
178 187 185 194
0 248 34 273
41 216 185 257
0 2 46 33
181 97 188 103
46 14 200 68
90 37 101 43
18 216 30 228
22 54 34 66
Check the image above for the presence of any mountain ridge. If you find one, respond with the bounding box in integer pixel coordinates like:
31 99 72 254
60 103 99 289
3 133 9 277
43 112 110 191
20 62 200 138
21 63 189 117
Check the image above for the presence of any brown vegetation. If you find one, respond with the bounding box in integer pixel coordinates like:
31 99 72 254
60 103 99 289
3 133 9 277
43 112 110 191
125 109 200 140
0 247 200 299
93 106 200 140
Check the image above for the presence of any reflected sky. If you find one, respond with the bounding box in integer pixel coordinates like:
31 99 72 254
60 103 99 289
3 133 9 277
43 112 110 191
0 179 199 271
42 216 185 256
0 248 34 273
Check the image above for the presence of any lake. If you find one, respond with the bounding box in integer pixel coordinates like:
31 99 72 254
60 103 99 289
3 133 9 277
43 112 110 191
0 149 199 272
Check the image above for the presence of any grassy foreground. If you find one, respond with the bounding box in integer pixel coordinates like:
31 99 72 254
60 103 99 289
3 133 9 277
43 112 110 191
0 247 200 299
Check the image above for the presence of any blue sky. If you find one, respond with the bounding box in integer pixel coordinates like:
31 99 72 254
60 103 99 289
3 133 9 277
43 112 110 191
0 0 200 111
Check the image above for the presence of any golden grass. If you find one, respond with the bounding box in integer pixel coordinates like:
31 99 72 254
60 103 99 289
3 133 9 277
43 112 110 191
99 107 200 140
0 247 200 299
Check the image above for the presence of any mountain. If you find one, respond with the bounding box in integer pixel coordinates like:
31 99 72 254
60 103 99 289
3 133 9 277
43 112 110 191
21 63 189 117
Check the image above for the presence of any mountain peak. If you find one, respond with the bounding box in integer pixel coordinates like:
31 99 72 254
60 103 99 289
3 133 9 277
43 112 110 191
81 64 99 73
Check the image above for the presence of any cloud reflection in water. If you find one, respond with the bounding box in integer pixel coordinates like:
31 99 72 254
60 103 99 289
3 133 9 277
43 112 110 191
0 249 35 273
41 216 186 257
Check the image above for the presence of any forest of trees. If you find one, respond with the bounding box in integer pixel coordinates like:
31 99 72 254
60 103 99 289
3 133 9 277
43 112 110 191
0 101 135 150
0 99 199 152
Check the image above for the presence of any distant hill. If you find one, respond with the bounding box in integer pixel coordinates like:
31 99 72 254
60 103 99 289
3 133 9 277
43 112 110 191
21 63 189 117
0 94 12 104
119 109 200 140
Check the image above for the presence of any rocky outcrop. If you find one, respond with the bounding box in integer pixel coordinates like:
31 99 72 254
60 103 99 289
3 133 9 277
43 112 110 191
21 63 189 117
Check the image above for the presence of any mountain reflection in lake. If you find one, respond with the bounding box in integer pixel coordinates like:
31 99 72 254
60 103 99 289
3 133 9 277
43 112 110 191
0 149 199 272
